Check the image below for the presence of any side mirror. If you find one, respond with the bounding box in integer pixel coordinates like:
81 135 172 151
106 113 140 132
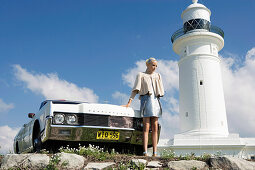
28 113 35 118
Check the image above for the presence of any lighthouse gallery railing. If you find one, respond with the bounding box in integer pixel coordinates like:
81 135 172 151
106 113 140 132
171 25 224 43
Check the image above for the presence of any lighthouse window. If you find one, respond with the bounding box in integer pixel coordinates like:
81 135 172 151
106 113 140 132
200 80 203 85
184 18 210 33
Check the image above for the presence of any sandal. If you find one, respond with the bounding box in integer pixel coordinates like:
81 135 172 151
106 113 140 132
143 151 148 156
152 152 157 157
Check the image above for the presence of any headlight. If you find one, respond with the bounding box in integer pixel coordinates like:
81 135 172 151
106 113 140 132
134 118 143 130
66 115 77 125
54 114 65 124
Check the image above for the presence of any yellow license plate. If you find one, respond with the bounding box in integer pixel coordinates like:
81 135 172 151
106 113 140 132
96 131 120 140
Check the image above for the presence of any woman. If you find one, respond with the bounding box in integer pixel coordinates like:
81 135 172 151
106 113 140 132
123 57 164 156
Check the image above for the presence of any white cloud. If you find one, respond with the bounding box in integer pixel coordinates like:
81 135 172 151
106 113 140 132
122 59 179 92
112 91 140 109
160 111 180 138
0 98 14 113
118 48 255 139
13 65 99 103
157 60 179 92
222 47 255 137
0 125 20 154
122 60 146 88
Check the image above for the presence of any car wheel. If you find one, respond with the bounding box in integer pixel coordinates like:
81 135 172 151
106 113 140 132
33 135 42 153
16 142 20 154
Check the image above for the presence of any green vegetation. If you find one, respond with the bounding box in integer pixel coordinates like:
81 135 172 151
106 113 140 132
160 149 212 162
160 149 176 159
44 154 68 170
44 154 61 170
40 149 50 154
59 144 118 161
116 160 145 170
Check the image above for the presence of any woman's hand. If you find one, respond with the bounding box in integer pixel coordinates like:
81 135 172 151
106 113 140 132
121 99 132 107
121 104 130 107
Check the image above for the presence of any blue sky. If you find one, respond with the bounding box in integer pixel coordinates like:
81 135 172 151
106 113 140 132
0 0 255 153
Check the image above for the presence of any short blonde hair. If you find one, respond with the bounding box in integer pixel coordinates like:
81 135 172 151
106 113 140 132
146 57 157 64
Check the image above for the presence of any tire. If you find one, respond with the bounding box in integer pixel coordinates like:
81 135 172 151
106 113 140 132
16 142 20 154
33 133 42 153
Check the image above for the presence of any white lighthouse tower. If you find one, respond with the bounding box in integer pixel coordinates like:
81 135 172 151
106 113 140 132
173 0 228 137
157 0 255 158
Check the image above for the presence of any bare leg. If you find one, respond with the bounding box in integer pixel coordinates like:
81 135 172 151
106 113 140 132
151 117 158 154
143 117 150 154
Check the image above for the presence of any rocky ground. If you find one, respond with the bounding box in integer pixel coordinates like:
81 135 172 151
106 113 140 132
1 153 255 169
0 154 172 169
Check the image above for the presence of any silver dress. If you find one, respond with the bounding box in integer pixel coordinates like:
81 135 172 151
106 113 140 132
140 78 162 118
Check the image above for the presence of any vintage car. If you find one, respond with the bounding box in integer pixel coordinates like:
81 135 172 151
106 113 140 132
14 100 160 154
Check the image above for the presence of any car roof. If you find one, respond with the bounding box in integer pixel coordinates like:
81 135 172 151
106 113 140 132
44 100 88 104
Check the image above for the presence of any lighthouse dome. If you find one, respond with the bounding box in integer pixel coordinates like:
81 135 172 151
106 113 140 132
181 0 211 33
181 1 211 23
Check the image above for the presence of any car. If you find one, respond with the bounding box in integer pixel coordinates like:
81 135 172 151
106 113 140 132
14 100 161 154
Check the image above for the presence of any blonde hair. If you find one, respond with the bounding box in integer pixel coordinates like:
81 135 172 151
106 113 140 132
146 57 157 64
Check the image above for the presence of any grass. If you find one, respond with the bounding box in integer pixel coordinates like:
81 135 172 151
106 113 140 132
59 144 118 161
117 160 146 170
44 154 69 170
44 154 61 170
58 145 215 164
160 149 212 162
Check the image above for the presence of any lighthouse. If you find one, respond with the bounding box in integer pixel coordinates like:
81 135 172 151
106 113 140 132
156 0 255 158
172 0 228 137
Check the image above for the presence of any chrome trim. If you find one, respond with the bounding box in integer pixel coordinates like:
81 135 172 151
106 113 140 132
47 125 143 145
50 125 135 131
40 128 45 134
46 115 52 119
41 117 51 143
22 146 33 153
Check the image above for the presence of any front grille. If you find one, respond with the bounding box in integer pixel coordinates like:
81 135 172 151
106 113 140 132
77 114 109 127
77 113 135 128
109 116 133 128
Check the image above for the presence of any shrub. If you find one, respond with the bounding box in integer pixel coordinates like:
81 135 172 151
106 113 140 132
59 144 117 161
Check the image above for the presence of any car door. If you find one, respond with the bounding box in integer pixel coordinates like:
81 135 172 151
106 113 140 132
22 119 34 152
15 126 25 153
17 124 27 152
38 101 49 134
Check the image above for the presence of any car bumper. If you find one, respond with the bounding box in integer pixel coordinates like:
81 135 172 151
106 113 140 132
41 118 154 145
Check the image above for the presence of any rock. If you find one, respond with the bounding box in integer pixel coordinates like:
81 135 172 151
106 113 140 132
0 154 28 169
147 161 162 168
23 154 50 169
0 154 49 170
131 159 147 167
56 152 86 170
209 156 255 170
84 162 115 170
168 160 208 170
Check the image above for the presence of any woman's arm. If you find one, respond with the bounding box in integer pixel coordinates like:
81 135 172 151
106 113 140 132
122 73 141 107
122 90 138 107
